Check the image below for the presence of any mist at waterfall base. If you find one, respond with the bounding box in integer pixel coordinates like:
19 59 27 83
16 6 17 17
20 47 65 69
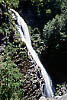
10 9 54 98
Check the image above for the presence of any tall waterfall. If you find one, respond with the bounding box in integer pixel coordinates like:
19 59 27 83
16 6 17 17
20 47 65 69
10 9 54 98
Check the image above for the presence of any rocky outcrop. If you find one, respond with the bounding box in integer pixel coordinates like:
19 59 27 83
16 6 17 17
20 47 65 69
39 94 67 100
22 60 42 100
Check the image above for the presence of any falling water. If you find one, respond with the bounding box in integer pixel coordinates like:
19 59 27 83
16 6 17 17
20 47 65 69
10 9 54 98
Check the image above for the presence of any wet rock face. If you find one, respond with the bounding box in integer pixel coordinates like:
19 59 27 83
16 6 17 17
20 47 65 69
22 59 42 100
23 70 42 99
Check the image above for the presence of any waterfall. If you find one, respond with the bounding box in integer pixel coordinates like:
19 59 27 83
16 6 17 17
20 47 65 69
10 9 54 98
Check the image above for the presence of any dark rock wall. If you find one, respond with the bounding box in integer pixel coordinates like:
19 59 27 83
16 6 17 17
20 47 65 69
22 59 42 100
41 41 67 83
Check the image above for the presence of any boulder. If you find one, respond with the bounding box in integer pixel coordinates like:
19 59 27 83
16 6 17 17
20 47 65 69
39 94 67 100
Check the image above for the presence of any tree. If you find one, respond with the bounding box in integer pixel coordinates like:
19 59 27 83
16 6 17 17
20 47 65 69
19 0 62 29
0 1 25 99
42 0 67 83
0 45 24 100
43 0 67 48
0 0 19 8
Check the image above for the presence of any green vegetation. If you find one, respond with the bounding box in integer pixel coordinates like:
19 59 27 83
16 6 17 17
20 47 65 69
0 0 67 99
0 1 25 99
19 0 62 29
31 28 45 54
43 13 67 49
55 82 67 96
0 51 24 100
0 0 19 8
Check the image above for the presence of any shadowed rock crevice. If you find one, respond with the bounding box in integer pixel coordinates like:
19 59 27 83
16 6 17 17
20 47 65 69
41 41 67 83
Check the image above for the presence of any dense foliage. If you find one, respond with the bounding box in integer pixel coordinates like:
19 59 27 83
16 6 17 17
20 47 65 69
43 13 67 49
42 0 67 94
0 48 24 99
19 0 62 29
0 0 19 8
0 1 25 99
0 0 67 99
42 0 67 58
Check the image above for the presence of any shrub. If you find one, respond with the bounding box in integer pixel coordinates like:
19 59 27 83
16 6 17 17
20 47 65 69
0 45 24 100
43 13 67 49
0 0 19 8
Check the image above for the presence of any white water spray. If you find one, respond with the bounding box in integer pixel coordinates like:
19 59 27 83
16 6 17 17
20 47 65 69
10 9 54 98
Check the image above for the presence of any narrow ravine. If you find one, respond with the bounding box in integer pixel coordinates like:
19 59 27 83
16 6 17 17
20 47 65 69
10 9 54 98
